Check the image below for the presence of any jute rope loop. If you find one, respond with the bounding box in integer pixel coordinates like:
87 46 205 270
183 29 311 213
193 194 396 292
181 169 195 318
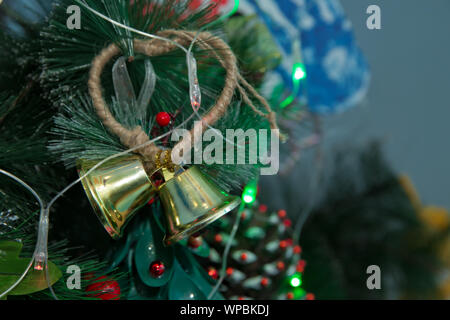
88 30 280 173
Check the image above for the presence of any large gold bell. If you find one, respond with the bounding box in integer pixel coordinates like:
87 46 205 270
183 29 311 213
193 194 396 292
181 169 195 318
77 155 155 239
154 166 241 246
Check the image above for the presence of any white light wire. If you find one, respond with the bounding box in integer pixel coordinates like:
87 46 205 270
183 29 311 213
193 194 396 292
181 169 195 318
207 202 244 300
76 0 190 54
0 169 43 299
186 2 247 150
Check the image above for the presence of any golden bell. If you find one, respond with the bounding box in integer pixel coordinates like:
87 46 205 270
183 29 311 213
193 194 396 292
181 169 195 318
77 155 155 239
155 166 241 246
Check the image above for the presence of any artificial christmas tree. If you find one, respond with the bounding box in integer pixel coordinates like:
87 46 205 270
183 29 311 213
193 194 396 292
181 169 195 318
0 0 287 300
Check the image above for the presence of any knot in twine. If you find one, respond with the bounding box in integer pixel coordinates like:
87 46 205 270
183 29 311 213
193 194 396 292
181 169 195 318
88 30 282 173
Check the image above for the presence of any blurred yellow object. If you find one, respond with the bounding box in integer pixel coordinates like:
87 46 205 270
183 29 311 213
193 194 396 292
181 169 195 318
398 175 450 299
398 175 449 231
420 206 450 232
439 274 450 299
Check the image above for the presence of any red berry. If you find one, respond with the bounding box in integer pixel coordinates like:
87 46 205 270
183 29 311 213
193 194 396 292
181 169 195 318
214 234 223 243
305 293 315 300
258 204 268 213
188 236 202 249
296 260 307 272
156 112 171 127
226 267 234 276
278 209 287 219
283 219 292 228
208 267 219 280
279 240 288 249
240 252 248 261
293 245 302 254
286 292 295 300
286 238 293 246
149 260 165 278
86 276 121 300
260 277 269 287
276 261 285 271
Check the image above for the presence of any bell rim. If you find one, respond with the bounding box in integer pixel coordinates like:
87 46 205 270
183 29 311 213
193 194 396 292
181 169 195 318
77 162 122 239
163 195 241 246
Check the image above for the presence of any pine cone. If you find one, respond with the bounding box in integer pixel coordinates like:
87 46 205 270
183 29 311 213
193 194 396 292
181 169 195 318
199 202 314 300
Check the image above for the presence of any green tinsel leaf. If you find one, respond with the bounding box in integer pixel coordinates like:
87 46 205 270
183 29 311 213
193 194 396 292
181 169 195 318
0 241 62 298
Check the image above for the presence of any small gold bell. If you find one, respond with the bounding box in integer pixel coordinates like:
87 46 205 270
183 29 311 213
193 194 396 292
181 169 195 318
77 155 155 239
153 166 241 246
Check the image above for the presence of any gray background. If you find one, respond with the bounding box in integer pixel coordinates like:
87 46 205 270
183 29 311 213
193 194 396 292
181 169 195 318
338 0 450 207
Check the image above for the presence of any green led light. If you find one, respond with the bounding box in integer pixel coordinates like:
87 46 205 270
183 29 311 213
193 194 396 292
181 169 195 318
229 0 240 17
242 180 257 204
290 275 302 288
280 62 306 108
293 63 306 81
243 194 254 204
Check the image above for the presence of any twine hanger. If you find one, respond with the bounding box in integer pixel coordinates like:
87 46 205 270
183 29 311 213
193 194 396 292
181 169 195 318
88 30 281 173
